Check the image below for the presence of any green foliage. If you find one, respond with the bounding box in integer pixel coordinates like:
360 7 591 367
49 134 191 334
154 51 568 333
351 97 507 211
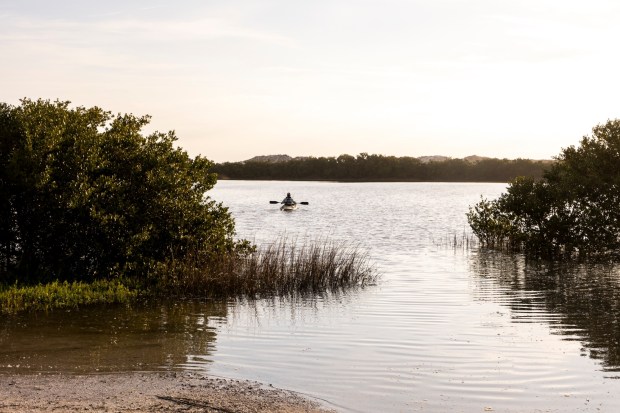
211 153 549 182
0 98 240 283
468 119 620 259
0 279 137 314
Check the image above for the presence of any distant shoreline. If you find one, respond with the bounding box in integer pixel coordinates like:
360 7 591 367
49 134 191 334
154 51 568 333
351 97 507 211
216 177 515 183
211 154 551 183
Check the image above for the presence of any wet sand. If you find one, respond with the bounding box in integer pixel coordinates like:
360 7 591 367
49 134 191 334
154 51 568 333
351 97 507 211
0 372 335 412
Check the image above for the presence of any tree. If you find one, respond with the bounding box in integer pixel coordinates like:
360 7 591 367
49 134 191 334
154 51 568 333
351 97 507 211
0 98 240 283
468 119 620 259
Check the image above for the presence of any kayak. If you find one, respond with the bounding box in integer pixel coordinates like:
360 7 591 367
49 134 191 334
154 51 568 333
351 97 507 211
280 203 298 211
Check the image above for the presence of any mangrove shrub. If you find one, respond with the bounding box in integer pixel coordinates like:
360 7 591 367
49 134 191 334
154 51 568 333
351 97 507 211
468 119 620 259
0 99 240 283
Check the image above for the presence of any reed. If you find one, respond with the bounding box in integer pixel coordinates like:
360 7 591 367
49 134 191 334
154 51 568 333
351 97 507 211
433 231 479 250
0 279 138 314
157 237 377 298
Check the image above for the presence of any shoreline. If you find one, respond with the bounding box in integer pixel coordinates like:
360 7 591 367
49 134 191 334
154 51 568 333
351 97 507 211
0 372 336 413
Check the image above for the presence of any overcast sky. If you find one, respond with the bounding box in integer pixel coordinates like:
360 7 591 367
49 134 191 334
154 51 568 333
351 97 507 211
2 0 620 162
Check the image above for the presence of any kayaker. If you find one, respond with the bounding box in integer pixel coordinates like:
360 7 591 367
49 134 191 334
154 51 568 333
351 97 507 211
281 192 296 205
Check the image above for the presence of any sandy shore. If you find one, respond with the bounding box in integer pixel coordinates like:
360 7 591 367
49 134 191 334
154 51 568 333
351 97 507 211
0 372 336 413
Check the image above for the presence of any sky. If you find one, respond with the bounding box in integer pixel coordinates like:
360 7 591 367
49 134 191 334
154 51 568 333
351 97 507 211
2 0 620 163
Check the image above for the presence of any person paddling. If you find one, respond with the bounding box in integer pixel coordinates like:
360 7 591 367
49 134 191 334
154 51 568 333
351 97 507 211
269 195 307 209
281 192 296 206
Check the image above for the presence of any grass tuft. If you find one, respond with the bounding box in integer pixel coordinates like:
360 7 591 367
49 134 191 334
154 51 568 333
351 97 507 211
432 231 479 250
157 237 377 298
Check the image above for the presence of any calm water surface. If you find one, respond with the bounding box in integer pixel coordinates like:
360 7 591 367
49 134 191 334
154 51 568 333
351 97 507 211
3 181 620 413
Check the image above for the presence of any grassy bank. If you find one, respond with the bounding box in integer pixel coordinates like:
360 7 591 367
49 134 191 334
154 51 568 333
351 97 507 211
1 239 377 315
0 279 138 314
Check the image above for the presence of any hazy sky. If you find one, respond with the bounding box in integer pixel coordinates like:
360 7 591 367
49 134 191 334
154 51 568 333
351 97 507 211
2 0 620 162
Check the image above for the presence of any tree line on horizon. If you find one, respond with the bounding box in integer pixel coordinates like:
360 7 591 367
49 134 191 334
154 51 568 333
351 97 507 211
210 153 551 182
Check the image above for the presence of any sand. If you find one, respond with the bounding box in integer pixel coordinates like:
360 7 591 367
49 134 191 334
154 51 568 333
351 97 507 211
0 372 336 413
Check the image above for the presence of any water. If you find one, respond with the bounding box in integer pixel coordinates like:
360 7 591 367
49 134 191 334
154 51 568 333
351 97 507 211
3 181 620 412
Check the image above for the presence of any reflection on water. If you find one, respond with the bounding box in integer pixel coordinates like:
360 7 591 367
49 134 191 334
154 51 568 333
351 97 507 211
471 251 620 374
0 301 226 372
4 181 620 412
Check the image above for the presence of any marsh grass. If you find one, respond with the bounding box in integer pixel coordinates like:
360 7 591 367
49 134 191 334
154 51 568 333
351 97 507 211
158 237 377 298
1 238 377 314
0 279 138 314
433 231 479 250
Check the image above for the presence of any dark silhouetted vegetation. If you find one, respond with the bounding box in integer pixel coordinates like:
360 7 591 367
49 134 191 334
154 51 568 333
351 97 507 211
0 98 244 285
468 119 620 260
211 153 549 182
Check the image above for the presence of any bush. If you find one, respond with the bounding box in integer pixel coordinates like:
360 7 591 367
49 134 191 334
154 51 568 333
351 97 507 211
0 99 242 283
468 119 620 259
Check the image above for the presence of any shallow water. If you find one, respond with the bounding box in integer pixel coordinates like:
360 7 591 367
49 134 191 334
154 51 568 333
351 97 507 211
2 181 620 412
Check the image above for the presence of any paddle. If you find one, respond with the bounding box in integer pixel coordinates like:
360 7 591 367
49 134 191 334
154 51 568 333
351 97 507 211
269 201 309 205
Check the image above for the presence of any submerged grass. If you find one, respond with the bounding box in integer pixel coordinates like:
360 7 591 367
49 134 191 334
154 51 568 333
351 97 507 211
157 237 377 298
0 279 138 315
432 231 479 250
1 237 377 314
